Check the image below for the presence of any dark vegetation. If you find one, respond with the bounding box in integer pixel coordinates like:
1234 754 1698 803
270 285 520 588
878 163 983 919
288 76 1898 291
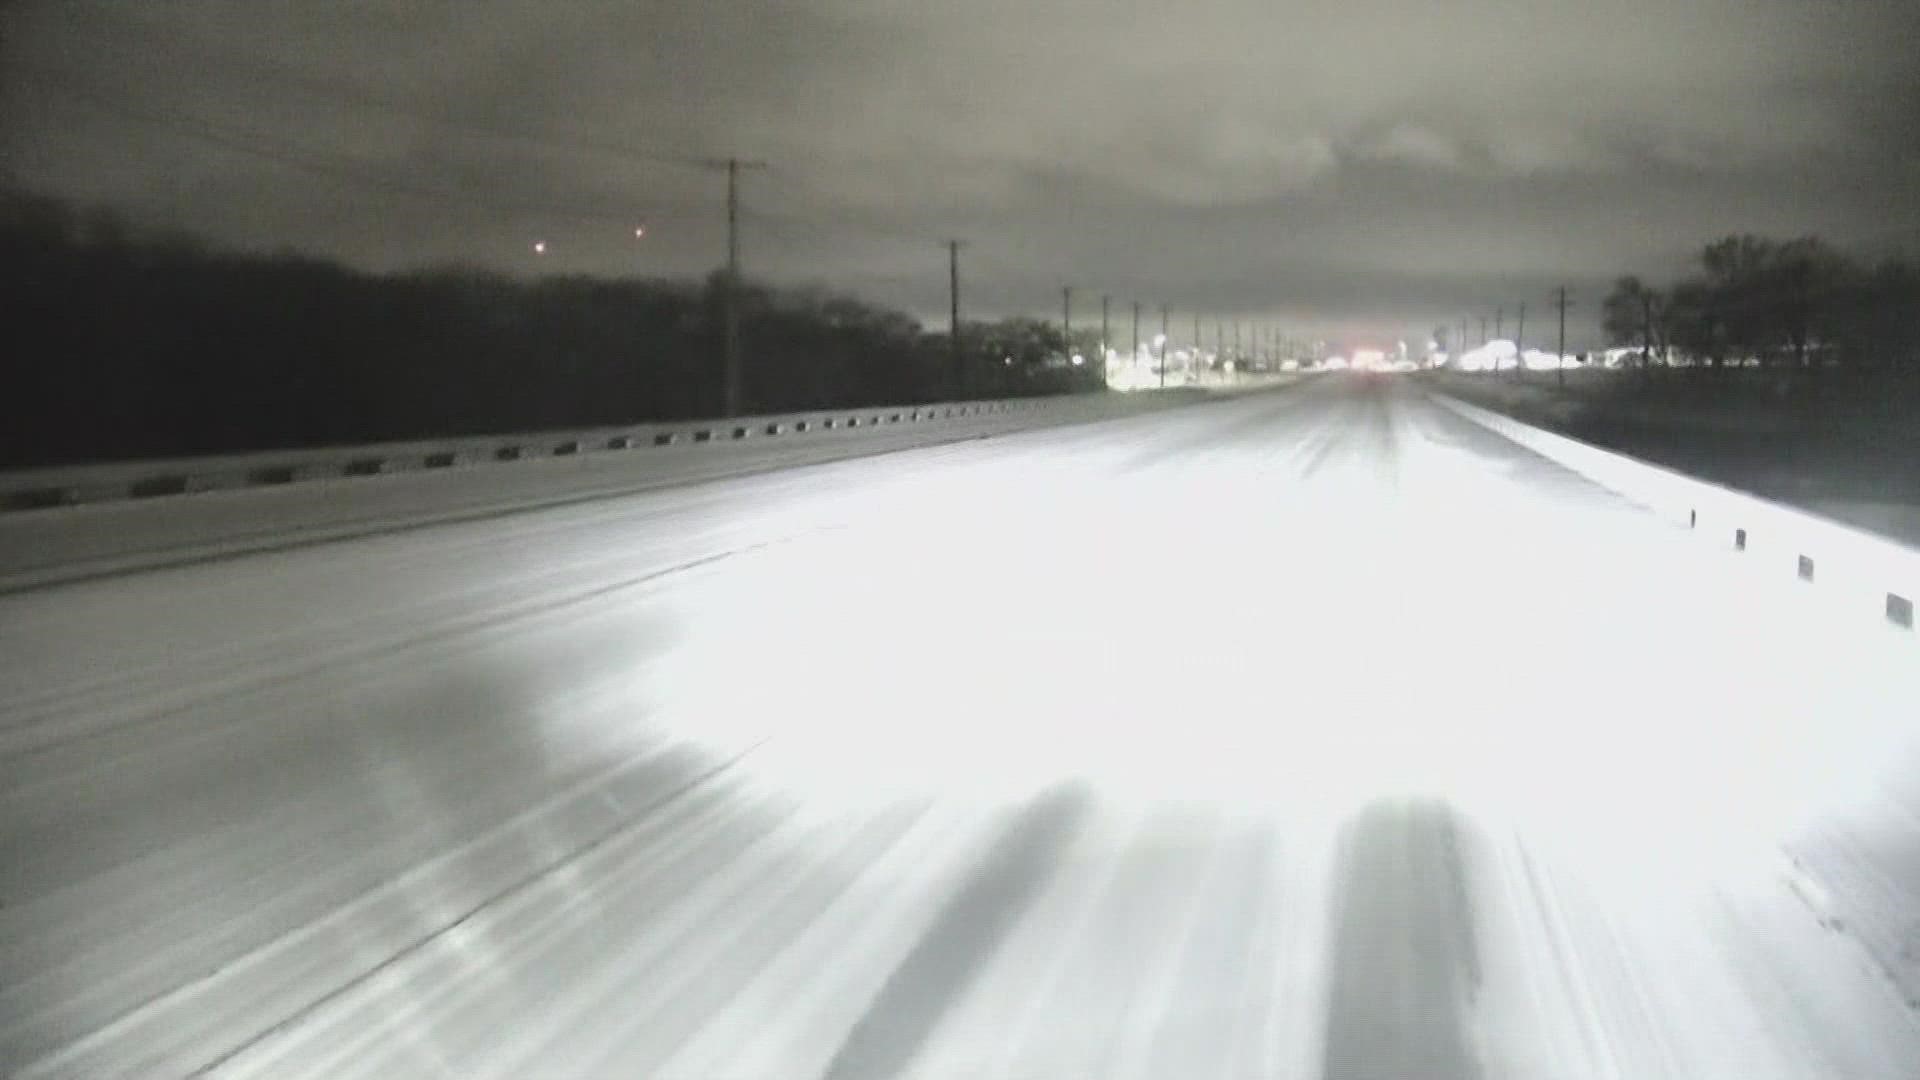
1599 234 1920 379
2 190 1101 469
1445 235 1920 511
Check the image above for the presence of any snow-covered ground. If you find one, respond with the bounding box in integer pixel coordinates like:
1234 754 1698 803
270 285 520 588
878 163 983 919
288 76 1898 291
3 376 1917 1078
1440 339 1583 373
1429 370 1920 549
0 387 1238 592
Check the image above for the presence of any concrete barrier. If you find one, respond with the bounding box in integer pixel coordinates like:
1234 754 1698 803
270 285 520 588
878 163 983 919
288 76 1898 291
6 487 76 511
130 475 193 498
1435 392 1920 634
0 393 1132 515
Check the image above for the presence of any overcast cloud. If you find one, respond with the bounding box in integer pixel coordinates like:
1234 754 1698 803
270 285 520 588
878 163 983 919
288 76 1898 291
5 0 1917 345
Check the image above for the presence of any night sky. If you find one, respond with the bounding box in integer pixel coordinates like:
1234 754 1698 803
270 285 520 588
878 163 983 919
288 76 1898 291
5 0 1917 346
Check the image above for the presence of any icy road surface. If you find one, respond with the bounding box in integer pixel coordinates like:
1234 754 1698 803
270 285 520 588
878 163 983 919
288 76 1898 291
3 376 1919 1078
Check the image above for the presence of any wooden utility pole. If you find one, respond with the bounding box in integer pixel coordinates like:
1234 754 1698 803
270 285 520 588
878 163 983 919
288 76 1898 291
704 157 766 416
1555 287 1571 388
1641 292 1657 371
1513 301 1527 378
948 239 965 398
1160 305 1171 388
1132 301 1141 375
1102 294 1111 363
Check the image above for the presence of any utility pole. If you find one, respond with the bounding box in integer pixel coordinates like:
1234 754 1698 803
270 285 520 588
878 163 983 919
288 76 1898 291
1160 305 1171 388
1495 307 1504 343
1555 286 1570 389
948 239 965 398
1513 301 1527 378
704 156 767 417
1233 320 1242 364
1132 301 1142 377
1194 311 1204 380
1062 285 1072 357
1101 294 1111 365
1478 315 1488 346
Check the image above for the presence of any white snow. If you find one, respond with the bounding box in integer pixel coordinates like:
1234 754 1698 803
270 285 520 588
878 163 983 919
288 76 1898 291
2 376 1918 1078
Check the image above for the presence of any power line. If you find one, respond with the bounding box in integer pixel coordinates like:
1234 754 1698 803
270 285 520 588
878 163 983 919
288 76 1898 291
45 16 707 171
735 204 943 253
24 68 650 226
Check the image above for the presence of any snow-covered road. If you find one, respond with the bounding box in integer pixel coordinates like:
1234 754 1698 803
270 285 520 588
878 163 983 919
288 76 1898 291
4 376 1918 1077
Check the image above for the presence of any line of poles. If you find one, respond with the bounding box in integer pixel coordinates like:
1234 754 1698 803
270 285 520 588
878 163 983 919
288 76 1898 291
1053 285 1299 393
1454 286 1575 384
699 153 1345 412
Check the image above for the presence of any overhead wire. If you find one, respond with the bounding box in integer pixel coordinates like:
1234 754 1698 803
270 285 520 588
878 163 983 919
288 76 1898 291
17 65 653 227
12 18 1176 324
42 12 709 172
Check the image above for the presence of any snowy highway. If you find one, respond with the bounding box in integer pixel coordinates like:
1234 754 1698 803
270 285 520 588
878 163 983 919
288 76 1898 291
4 375 1920 1078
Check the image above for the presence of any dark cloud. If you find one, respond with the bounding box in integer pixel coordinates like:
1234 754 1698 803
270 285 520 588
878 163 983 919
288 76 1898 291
5 0 1917 346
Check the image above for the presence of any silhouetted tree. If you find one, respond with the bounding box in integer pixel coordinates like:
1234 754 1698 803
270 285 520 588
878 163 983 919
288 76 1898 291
1666 279 1727 369
0 190 1100 468
1830 258 1920 373
1602 275 1665 368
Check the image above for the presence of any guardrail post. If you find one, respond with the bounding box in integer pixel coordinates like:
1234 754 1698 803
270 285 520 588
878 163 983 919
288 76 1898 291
130 475 192 498
6 487 77 510
1881 591 1912 626
1889 594 1914 629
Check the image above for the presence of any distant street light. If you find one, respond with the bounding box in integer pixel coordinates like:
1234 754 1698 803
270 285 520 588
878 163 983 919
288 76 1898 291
533 240 547 255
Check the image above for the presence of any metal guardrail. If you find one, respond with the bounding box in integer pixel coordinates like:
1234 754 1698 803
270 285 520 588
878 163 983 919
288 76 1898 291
1434 393 1920 632
0 397 1055 514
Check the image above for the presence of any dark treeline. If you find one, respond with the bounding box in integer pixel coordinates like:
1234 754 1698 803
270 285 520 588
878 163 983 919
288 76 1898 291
1602 235 1920 379
3 190 1099 469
